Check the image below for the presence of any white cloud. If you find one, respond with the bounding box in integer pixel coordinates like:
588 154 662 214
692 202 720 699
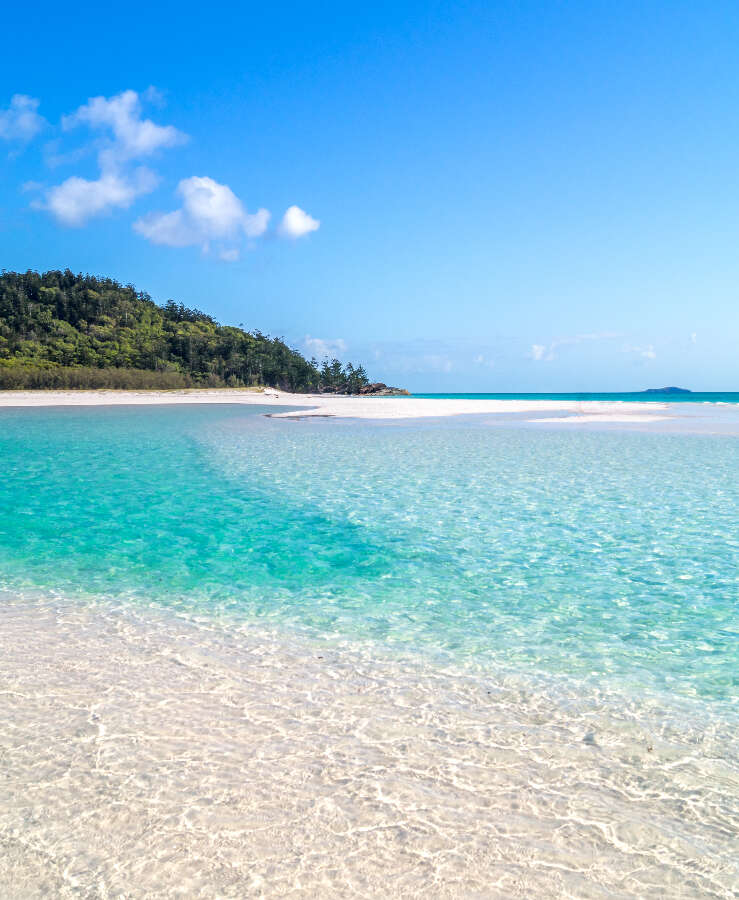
133 208 191 246
622 343 657 360
303 335 347 359
24 88 321 253
474 354 495 368
244 207 271 238
278 204 320 238
0 94 45 143
530 343 548 361
38 88 184 226
63 89 186 165
176 176 247 237
690 332 697 344
40 167 158 226
134 176 270 252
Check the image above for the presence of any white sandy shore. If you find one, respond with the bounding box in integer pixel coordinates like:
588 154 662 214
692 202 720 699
1 596 734 898
0 388 671 423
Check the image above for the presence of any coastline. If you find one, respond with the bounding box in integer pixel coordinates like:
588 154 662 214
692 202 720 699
5 388 739 433
0 387 672 422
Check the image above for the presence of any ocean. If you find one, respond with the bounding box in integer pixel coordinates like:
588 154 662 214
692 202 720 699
411 390 739 403
0 404 737 896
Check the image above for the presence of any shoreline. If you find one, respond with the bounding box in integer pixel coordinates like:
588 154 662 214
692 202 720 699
1 593 735 898
4 388 739 432
0 387 674 422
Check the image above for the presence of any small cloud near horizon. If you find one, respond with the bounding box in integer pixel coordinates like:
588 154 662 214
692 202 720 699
622 343 657 360
302 335 347 359
530 332 621 362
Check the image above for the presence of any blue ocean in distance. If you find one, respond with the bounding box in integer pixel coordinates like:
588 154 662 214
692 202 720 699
411 391 739 402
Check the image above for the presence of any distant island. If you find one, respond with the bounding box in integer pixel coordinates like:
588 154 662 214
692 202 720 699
0 270 407 394
642 386 692 394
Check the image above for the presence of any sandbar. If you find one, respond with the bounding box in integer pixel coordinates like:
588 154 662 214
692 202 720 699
0 388 668 421
3 389 739 433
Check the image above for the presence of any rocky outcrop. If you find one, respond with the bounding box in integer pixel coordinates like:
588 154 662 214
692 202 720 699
316 382 410 396
358 382 411 396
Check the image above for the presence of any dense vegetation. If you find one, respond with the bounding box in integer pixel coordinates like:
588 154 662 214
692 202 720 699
0 270 371 392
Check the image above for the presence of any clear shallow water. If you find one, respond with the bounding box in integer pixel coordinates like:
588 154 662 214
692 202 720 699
1 405 737 704
1 596 737 898
1 405 738 896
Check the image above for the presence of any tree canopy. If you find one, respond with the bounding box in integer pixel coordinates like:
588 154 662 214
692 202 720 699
0 269 370 392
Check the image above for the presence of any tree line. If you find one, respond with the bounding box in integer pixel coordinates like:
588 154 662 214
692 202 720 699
0 269 371 392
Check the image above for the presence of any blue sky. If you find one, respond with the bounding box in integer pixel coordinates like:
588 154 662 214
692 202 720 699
2 0 738 391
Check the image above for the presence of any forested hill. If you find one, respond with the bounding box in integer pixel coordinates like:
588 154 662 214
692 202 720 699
0 269 372 392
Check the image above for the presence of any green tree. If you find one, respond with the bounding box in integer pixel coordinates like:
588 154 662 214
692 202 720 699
0 269 374 393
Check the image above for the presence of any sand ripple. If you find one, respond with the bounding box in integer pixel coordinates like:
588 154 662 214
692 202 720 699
1 598 736 898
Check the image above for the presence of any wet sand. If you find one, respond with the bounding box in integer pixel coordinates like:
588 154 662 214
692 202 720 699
1 595 736 898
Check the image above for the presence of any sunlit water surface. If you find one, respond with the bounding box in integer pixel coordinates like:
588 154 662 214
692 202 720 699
0 405 737 897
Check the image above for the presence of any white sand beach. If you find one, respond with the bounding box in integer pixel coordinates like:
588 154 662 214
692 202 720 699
1 595 735 898
0 388 671 423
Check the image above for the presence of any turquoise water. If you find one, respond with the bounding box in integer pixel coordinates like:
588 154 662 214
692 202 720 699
1 404 737 707
412 391 739 403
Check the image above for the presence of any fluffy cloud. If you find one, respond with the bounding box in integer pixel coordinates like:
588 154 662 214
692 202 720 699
303 335 347 359
39 88 184 226
39 168 158 227
22 88 322 249
530 344 547 361
63 89 186 165
278 205 320 238
134 176 270 251
0 94 45 143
